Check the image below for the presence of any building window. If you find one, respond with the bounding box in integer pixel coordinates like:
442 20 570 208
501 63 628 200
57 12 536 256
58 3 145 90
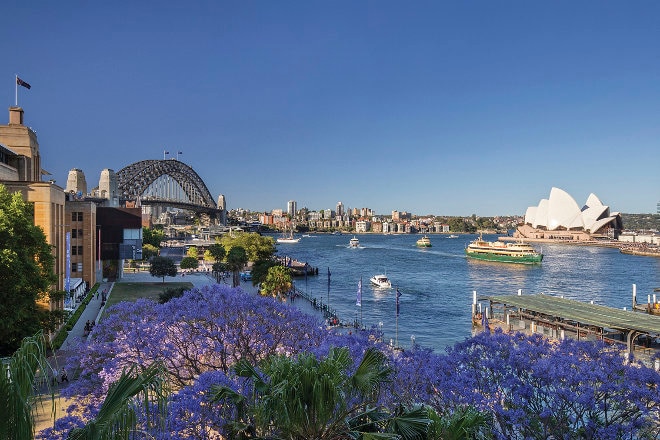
71 246 83 255
71 262 78 273
71 229 83 239
71 212 83 222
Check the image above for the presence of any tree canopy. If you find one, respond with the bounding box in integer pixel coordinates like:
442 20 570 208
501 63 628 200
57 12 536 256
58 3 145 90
0 185 56 355
219 232 275 262
49 285 660 439
179 256 198 270
259 265 292 300
142 227 165 248
148 256 178 283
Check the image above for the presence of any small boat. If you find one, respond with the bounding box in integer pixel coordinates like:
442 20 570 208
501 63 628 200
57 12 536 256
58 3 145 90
465 235 543 264
349 236 360 248
416 235 432 247
447 234 459 239
370 274 392 288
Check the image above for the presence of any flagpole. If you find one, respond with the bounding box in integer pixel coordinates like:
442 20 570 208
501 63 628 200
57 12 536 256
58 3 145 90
15 74 18 106
360 277 363 327
395 286 399 348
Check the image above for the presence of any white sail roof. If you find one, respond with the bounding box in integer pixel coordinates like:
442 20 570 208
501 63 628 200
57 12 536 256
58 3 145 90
525 187 620 234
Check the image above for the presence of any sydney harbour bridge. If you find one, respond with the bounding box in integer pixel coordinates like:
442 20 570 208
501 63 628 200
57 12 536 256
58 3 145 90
116 159 223 223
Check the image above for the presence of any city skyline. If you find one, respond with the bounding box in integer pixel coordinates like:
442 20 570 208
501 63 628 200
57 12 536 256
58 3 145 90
3 2 659 216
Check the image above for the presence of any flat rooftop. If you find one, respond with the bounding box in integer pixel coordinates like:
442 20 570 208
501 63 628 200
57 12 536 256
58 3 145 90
483 294 660 335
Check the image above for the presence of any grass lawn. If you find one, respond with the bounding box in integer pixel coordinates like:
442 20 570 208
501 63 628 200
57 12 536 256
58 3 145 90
105 282 194 309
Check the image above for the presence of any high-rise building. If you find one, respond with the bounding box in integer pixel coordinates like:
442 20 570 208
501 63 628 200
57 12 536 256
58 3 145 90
336 201 344 218
287 200 297 217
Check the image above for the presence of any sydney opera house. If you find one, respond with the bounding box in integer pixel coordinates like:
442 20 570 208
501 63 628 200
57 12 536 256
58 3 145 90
515 187 623 241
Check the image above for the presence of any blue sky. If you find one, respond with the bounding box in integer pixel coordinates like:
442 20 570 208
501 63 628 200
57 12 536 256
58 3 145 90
3 1 659 216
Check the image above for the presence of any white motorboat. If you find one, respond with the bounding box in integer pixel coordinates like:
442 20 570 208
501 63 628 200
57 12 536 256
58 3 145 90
370 274 391 288
349 236 360 248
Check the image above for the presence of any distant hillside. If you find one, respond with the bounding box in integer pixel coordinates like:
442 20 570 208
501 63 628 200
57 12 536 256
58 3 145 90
620 213 660 231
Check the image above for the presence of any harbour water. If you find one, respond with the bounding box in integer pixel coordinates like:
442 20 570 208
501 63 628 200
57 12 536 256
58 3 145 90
276 233 660 352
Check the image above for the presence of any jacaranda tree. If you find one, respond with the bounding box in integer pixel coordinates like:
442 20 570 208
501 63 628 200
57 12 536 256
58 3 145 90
44 284 660 440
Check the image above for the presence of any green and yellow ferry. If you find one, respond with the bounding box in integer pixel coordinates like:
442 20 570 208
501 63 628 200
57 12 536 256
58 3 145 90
465 235 543 264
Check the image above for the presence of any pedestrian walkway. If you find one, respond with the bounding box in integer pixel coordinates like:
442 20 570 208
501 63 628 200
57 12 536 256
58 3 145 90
60 281 114 349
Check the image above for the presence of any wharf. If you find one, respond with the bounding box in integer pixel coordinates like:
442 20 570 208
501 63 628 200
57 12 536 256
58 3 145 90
475 293 660 368
278 255 319 277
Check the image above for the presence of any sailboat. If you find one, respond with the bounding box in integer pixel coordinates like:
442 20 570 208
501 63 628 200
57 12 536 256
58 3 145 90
277 224 300 244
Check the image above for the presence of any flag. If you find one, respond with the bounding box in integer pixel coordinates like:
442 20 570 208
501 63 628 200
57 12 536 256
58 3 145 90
356 278 362 307
16 76 31 89
164 150 170 154
178 151 183 154
396 288 401 316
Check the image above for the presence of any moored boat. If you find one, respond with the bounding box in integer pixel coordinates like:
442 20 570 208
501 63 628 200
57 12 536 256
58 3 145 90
349 236 360 248
276 226 300 243
465 235 543 264
416 235 432 247
370 274 392 288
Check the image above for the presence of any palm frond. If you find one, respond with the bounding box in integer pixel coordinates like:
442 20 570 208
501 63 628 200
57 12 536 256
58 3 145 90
385 405 431 440
68 363 168 440
0 332 53 440
351 347 393 396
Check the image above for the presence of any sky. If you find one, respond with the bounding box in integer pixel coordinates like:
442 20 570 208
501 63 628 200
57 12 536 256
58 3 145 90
2 1 659 216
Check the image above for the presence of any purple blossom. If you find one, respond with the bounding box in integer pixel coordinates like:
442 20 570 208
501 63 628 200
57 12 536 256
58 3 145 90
57 284 660 439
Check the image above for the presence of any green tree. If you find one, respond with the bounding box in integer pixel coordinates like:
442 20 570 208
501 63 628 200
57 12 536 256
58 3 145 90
142 227 165 248
210 347 430 439
141 243 159 260
250 259 279 286
0 185 57 355
179 256 199 271
226 246 248 288
148 256 178 283
186 246 198 259
219 232 275 263
260 265 292 300
206 243 226 263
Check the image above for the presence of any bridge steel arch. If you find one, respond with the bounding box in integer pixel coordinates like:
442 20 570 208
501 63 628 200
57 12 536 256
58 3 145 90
117 159 217 212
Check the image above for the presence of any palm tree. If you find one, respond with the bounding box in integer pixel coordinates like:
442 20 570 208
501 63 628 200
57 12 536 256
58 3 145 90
259 265 292 300
426 405 493 439
67 363 169 440
210 347 431 439
0 332 53 440
226 246 248 288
